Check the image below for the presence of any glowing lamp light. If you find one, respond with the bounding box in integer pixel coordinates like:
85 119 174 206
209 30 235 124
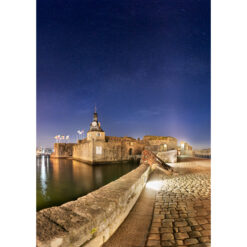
146 181 163 191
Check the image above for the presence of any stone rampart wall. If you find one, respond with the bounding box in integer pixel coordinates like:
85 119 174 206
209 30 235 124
93 140 122 162
72 140 145 164
37 163 151 247
73 141 93 162
53 139 145 164
51 143 75 158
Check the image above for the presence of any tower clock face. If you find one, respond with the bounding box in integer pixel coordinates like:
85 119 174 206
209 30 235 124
92 121 97 127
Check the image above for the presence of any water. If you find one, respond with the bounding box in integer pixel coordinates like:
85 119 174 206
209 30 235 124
36 156 139 211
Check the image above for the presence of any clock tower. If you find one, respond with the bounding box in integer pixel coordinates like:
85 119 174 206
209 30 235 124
87 108 105 141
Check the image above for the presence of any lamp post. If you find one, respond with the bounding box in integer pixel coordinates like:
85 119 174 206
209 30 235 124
66 135 69 143
77 130 81 141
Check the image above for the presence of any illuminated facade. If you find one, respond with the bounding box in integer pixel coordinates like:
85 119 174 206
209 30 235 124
51 110 145 164
51 110 186 164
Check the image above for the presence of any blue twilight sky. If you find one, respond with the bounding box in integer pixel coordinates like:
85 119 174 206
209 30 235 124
37 0 210 149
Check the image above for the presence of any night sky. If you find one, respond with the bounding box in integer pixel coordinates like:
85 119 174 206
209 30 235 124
37 0 210 149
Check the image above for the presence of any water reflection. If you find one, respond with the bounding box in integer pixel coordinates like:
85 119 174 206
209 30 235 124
36 157 138 211
40 156 47 196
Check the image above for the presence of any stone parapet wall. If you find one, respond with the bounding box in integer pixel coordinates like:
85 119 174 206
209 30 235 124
37 163 151 247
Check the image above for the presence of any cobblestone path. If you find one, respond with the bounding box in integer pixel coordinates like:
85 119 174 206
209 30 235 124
146 160 211 247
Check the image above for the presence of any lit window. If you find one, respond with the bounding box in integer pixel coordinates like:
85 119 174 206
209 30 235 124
96 146 102 154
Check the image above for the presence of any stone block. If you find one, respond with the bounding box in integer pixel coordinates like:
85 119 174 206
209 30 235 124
146 239 161 246
201 224 210 230
179 226 192 232
184 238 199 245
149 234 161 240
160 227 173 233
200 230 211 237
188 231 202 238
174 220 188 227
199 236 210 243
174 232 189 240
150 227 160 233
161 240 176 246
40 207 91 246
161 233 174 241
36 213 68 246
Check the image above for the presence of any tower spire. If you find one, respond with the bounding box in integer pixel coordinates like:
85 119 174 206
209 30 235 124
94 104 97 113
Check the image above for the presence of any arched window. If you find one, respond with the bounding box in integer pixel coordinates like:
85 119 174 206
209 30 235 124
129 148 133 155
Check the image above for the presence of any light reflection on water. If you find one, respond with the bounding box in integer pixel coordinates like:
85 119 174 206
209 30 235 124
36 157 138 211
40 156 47 196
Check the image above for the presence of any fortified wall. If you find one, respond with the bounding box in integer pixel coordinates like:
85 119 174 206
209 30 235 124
51 111 148 164
143 135 177 152
51 111 193 164
72 137 145 164
52 143 74 158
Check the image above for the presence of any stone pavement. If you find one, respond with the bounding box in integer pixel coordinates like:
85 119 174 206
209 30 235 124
146 159 211 247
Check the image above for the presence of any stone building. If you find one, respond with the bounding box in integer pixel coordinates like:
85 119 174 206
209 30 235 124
143 135 177 152
51 110 145 164
178 141 193 156
51 110 183 164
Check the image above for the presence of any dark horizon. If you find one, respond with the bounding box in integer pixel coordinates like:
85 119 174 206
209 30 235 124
37 0 210 149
